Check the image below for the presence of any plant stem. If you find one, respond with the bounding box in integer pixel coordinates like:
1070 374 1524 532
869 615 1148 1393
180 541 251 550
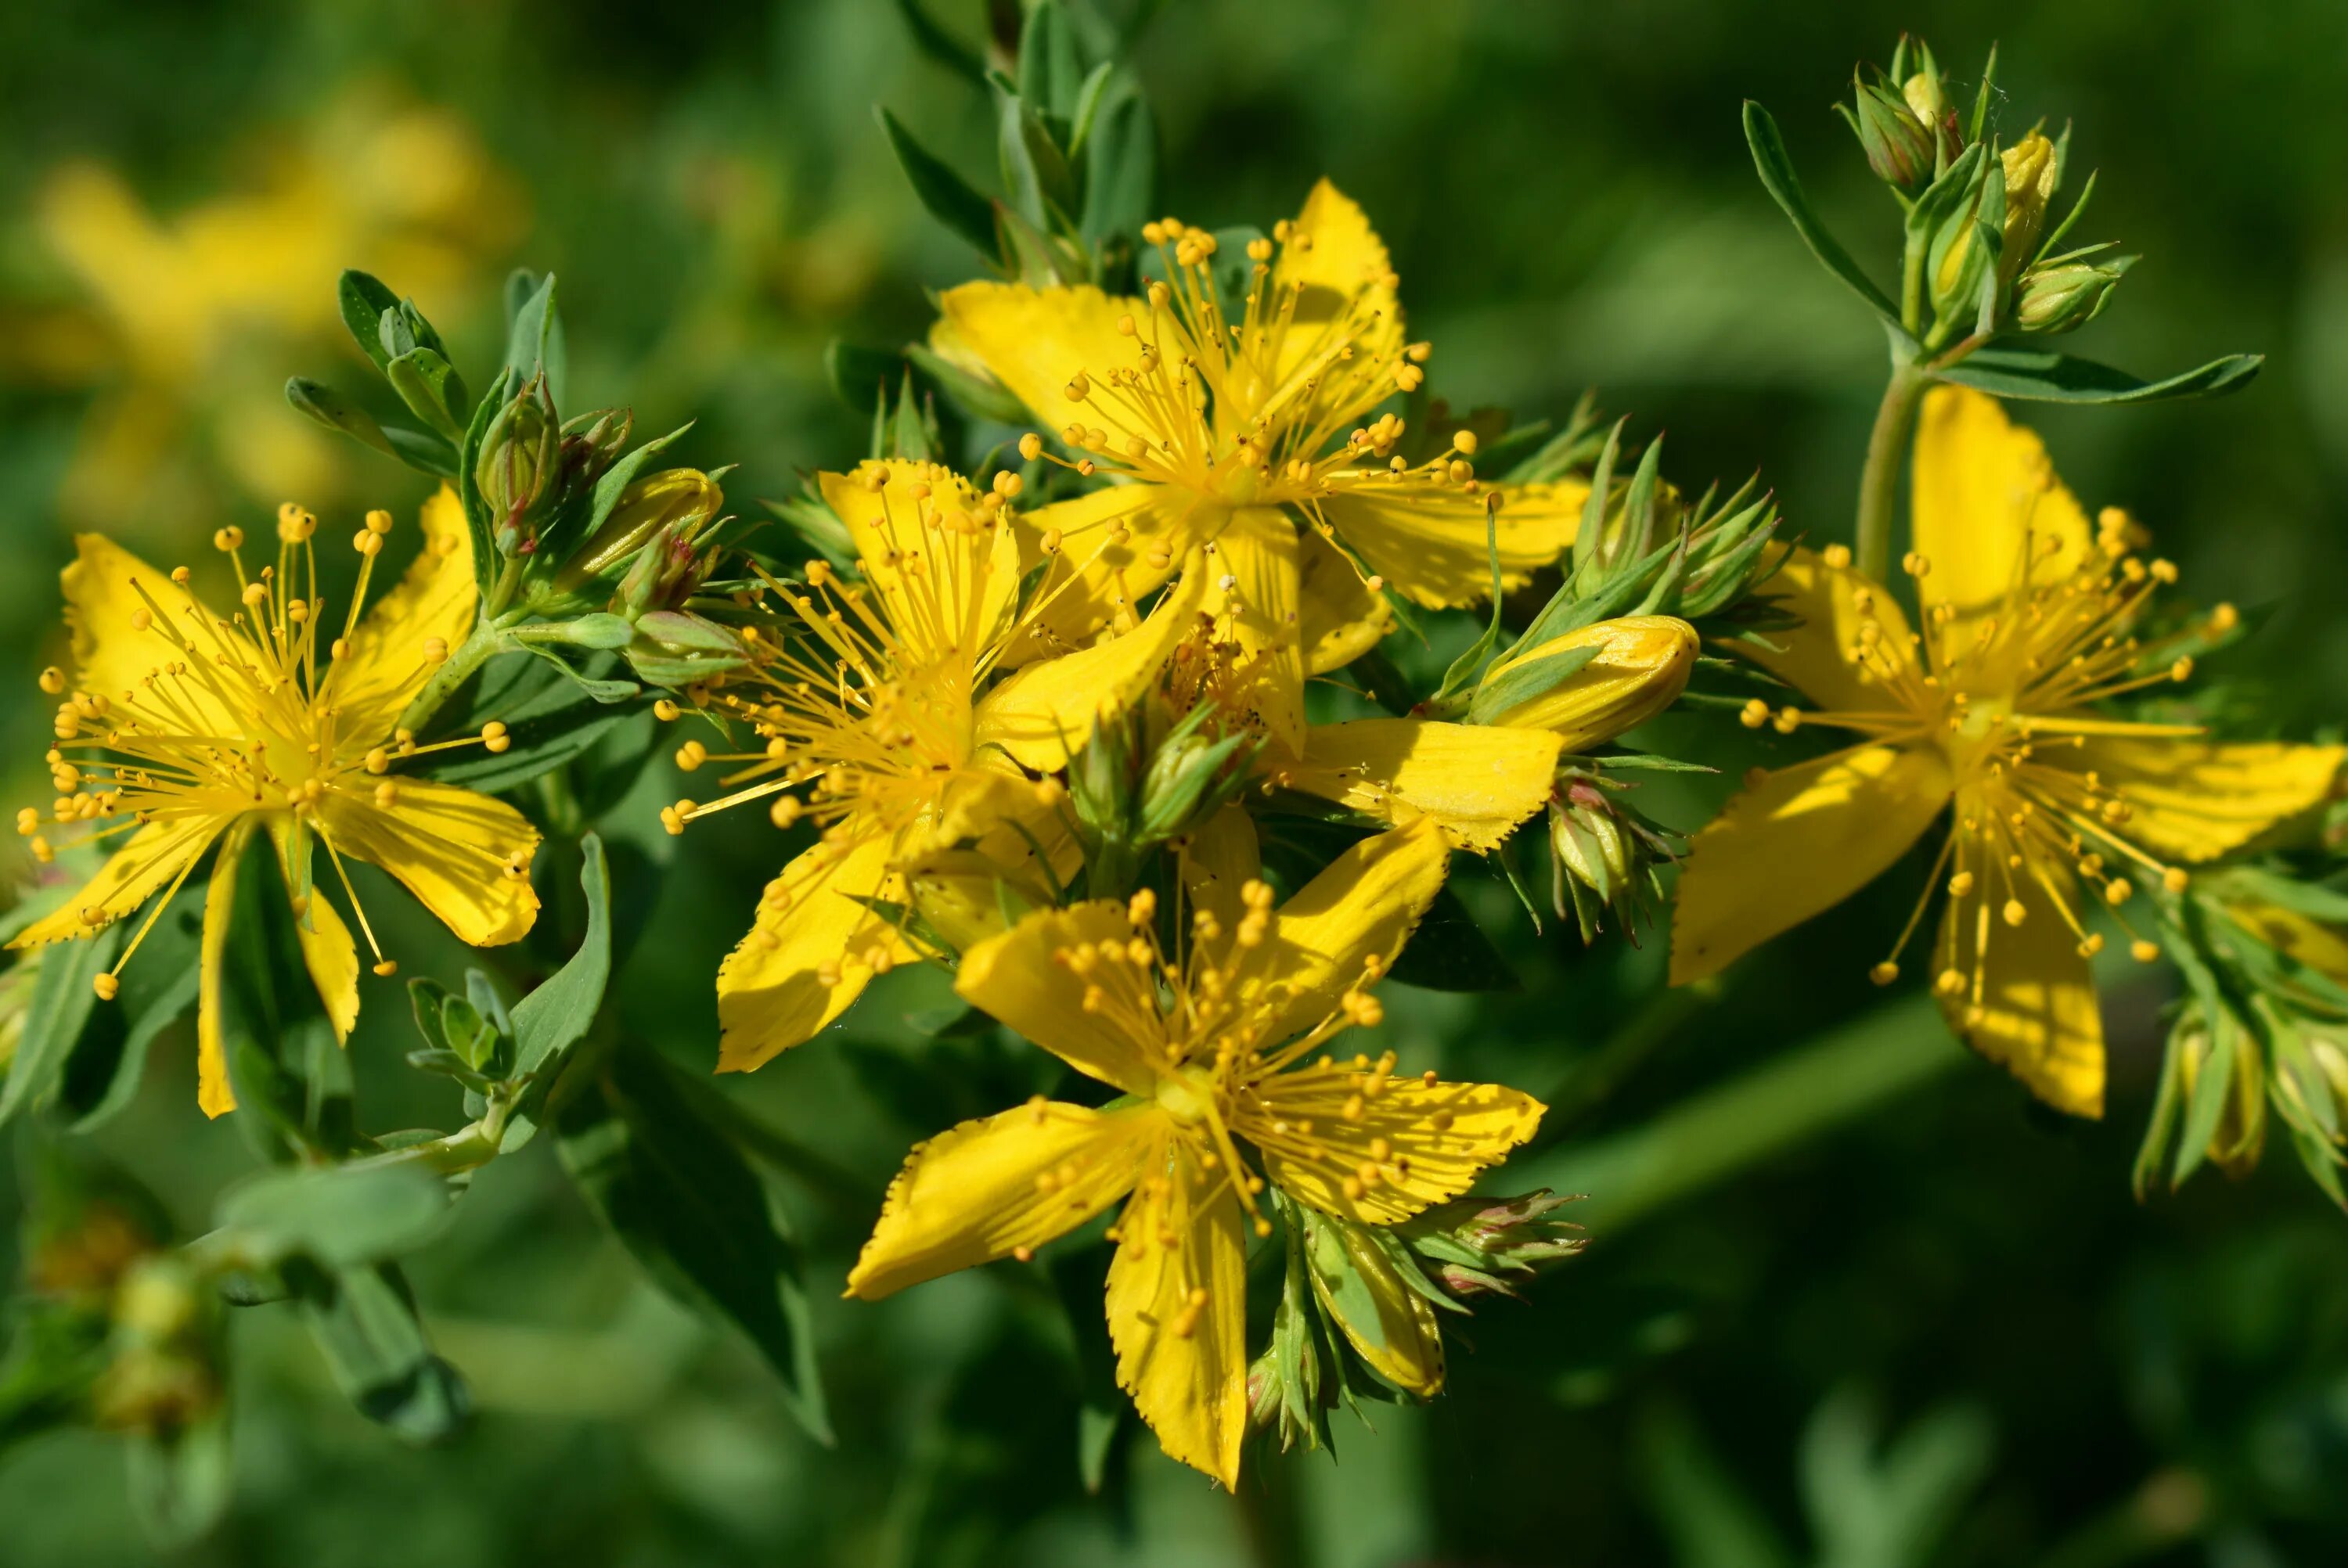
395 620 507 735
1511 995 1966 1232
1854 357 1927 581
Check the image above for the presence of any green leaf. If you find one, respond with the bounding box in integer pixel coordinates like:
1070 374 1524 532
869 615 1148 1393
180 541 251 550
384 347 469 444
285 376 398 459
1017 0 1083 124
217 1164 451 1269
1079 88 1155 258
456 364 513 588
556 1041 832 1444
890 0 987 88
289 1259 471 1444
1741 102 1905 330
57 899 202 1131
510 835 612 1081
1049 1252 1123 1493
502 273 566 406
415 646 639 793
1385 885 1521 994
125 1411 233 1550
1931 346 2264 405
904 342 1034 425
337 270 402 375
380 425 460 480
877 106 1001 261
0 924 121 1127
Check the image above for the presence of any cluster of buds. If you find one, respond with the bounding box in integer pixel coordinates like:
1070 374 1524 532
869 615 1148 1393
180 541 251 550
1394 1189 1587 1301
1066 701 1262 900
1248 1189 1586 1451
2135 872 2348 1206
474 372 636 562
1842 38 2129 347
1544 770 1685 944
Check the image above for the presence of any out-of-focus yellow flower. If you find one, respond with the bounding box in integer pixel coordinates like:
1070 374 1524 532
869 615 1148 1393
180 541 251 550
845 820 1543 1487
1672 388 2343 1117
670 459 1201 1072
7 491 539 1116
12 87 519 535
935 182 1586 752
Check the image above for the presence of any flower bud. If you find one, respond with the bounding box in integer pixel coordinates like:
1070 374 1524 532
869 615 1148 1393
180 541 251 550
1901 70 1962 164
2014 260 2123 336
1477 614 1698 750
1397 1189 1586 1301
1851 77 1936 190
1299 1207 1446 1398
2170 1005 2267 1181
564 467 723 588
474 372 560 556
1997 131 2058 296
1928 156 2000 334
624 610 747 688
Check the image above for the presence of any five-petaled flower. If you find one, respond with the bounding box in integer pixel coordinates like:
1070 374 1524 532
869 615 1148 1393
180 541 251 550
844 818 1544 1487
1672 388 2344 1115
669 459 1202 1071
9 489 540 1116
932 181 1587 755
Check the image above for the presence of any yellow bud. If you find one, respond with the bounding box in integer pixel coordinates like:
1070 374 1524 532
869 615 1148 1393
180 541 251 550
1481 616 1700 750
1998 132 2058 293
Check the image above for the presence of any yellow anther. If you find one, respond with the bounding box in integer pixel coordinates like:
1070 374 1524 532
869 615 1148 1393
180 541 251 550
2002 899 2028 927
1870 961 1900 986
2130 939 2160 963
654 699 682 721
214 526 244 552
1902 552 1932 578
1947 872 1975 897
2104 879 2133 906
241 582 270 609
423 637 449 663
1064 372 1091 402
373 959 400 977
1822 543 1853 570
1934 968 1966 997
170 566 192 584
676 740 709 771
2209 602 2239 634
2169 656 2193 682
1738 698 1770 729
1018 433 1044 461
2077 933 2105 958
481 721 511 754
2162 867 2188 894
375 782 399 809
38 667 66 695
92 973 120 1002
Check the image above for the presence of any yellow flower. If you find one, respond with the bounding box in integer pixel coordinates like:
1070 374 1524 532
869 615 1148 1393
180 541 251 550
1671 388 2343 1116
1160 615 1563 854
8 489 541 1117
17 89 519 534
673 460 1201 1072
844 818 1543 1486
934 181 1586 753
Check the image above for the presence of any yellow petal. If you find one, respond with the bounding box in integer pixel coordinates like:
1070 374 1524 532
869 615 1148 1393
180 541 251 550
974 556 1205 771
1178 803 1263 950
1234 818 1452 1051
1298 525 1392 674
1009 483 1196 660
955 901 1163 1096
717 833 912 1072
846 1100 1161 1300
1241 1071 1543 1225
1197 508 1305 758
1269 179 1404 387
819 462 1022 665
333 485 477 737
901 777 1084 952
2057 738 2344 863
1743 545 1917 714
1277 719 1561 852
1670 745 1953 986
59 534 239 733
937 281 1142 430
267 820 357 1045
9 813 222 950
1313 478 1586 610
196 822 255 1120
315 778 539 948
1480 615 1697 751
1936 864 2105 1116
1910 387 2094 653
1104 1134 1248 1489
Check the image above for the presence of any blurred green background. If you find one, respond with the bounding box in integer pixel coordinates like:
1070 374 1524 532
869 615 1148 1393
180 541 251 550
6 1 2348 1564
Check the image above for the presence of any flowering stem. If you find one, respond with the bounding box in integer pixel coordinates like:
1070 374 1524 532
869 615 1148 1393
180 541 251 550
1511 995 1965 1232
1854 357 1928 581
394 619 510 736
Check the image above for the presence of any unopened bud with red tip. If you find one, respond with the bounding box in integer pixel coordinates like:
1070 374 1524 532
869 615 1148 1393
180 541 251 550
1846 73 1937 189
564 467 723 589
1395 1189 1586 1303
476 372 561 556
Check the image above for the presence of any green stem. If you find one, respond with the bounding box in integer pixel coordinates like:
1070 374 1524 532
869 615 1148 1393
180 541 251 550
1854 358 1928 581
1511 995 1966 1232
394 620 508 735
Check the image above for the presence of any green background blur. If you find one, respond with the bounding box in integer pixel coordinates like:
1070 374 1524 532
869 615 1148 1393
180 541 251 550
5 2 2348 1564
